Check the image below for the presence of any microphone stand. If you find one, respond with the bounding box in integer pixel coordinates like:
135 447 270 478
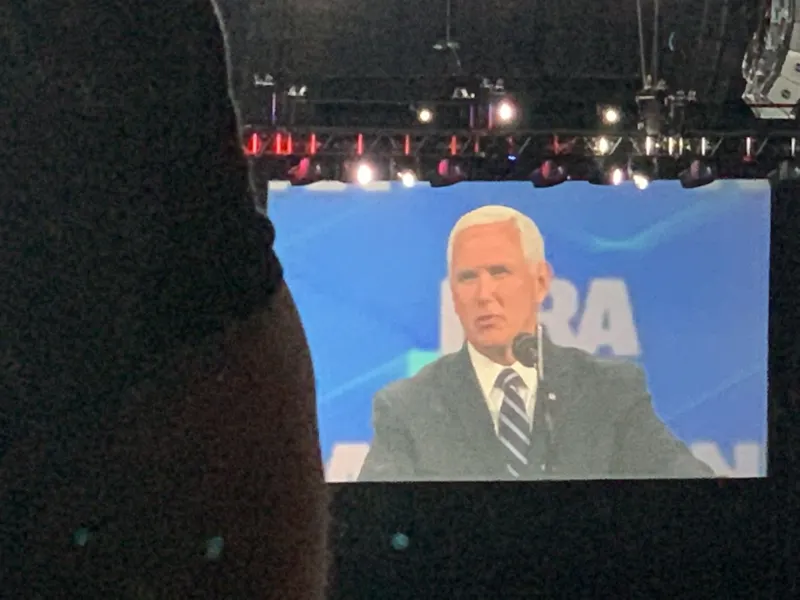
512 322 557 477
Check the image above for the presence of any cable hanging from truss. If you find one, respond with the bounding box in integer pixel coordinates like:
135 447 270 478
433 0 463 74
634 0 664 88
651 0 660 85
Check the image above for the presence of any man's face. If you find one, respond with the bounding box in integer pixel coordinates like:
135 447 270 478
449 220 551 360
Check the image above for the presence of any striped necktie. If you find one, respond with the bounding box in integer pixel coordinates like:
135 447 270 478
495 368 530 479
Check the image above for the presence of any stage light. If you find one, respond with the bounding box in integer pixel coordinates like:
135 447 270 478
398 169 417 187
589 161 626 186
769 159 800 183
431 158 468 187
632 172 650 190
452 86 475 100
243 132 264 157
417 107 434 124
531 159 568 188
629 157 653 190
601 106 621 125
644 136 657 156
355 162 375 185
595 137 612 155
287 84 308 98
679 159 717 189
496 100 517 124
288 156 324 186
610 167 625 185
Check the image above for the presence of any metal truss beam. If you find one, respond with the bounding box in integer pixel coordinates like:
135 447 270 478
243 126 800 162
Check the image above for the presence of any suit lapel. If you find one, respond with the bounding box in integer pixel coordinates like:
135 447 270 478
437 338 592 477
539 335 569 436
539 335 591 464
441 347 506 474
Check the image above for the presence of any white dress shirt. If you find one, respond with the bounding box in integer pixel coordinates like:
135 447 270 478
466 343 539 434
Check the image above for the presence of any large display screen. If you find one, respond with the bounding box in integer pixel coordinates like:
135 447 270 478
269 180 770 482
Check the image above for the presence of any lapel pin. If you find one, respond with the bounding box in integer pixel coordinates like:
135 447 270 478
548 393 557 401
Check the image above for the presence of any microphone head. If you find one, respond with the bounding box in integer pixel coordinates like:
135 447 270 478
511 333 539 368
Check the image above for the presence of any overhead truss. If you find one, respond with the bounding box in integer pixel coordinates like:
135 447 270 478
242 126 800 162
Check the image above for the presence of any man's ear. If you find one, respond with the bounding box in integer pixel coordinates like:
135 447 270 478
531 260 553 304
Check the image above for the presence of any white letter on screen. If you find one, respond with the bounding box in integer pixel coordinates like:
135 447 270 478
439 278 464 355
576 278 640 356
441 277 639 357
690 442 765 477
538 278 580 348
325 443 370 482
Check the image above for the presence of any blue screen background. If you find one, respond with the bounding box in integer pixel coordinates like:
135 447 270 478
269 180 770 475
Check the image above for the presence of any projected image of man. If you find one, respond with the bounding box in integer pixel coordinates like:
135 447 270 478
358 205 714 481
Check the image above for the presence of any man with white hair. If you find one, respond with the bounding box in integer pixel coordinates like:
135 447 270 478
358 205 713 481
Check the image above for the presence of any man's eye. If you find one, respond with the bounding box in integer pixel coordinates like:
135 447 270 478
457 271 477 282
488 265 510 277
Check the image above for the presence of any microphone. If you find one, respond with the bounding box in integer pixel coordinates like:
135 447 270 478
511 323 543 377
511 333 538 368
513 324 556 475
511 324 544 381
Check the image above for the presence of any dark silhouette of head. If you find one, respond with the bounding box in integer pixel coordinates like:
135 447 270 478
0 1 268 410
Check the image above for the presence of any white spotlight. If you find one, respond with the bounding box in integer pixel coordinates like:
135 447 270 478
632 173 650 190
356 162 375 186
610 167 625 186
596 137 611 155
399 170 417 188
417 107 434 124
496 100 517 123
602 106 621 125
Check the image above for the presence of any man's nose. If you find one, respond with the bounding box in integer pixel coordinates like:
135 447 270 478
475 271 496 301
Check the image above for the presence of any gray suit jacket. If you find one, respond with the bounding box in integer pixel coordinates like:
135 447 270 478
358 340 714 481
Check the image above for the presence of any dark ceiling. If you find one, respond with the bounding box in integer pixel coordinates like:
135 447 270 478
219 0 762 124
